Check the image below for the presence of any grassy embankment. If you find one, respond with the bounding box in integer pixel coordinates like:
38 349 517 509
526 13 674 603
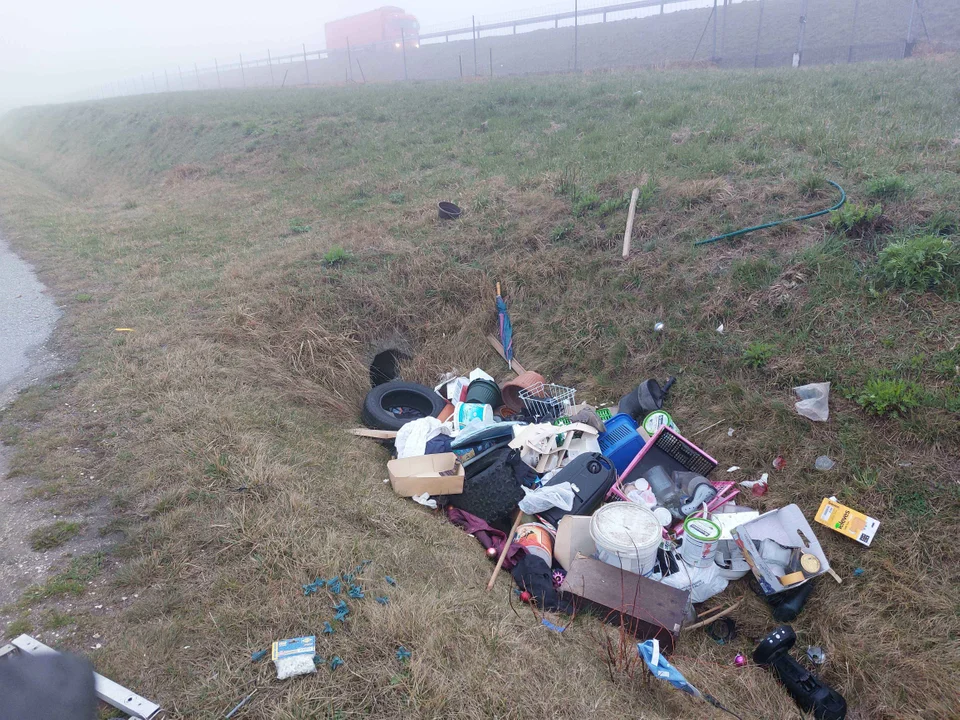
0 57 958 719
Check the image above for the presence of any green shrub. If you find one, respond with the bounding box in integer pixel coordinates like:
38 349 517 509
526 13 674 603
856 378 921 416
877 235 959 291
288 218 311 234
923 210 958 237
743 342 775 369
866 175 909 199
323 246 351 266
829 203 885 237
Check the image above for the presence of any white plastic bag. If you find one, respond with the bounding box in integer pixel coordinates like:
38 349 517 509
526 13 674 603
660 560 729 603
518 482 576 514
794 382 830 422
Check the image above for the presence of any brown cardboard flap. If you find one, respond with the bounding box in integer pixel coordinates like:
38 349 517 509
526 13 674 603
387 453 464 497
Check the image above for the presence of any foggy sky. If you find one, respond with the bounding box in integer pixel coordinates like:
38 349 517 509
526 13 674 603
0 0 548 112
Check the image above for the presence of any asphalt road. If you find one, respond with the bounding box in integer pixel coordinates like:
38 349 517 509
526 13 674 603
0 233 60 409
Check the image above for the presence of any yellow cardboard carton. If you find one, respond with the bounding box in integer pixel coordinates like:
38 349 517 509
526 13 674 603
815 497 880 547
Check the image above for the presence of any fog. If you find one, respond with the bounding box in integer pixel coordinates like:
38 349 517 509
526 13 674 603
0 0 528 112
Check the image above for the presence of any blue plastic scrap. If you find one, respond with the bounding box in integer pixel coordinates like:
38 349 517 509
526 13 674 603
313 654 325 666
541 619 565 633
333 600 350 622
250 649 268 662
375 596 389 605
853 567 865 577
385 576 397 586
343 573 356 583
396 646 411 662
330 656 344 670
328 577 342 594
348 584 365 599
322 622 334 635
302 577 327 596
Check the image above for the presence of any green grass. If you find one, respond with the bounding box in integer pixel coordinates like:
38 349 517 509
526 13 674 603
19 554 104 605
0 58 958 720
28 520 84 551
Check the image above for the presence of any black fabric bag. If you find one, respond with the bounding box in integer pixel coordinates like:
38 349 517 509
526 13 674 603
537 453 617 528
448 447 536 524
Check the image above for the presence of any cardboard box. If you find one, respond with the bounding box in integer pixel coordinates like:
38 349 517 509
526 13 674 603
559 555 689 652
386 453 464 497
815 497 880 547
553 515 596 570
731 504 830 595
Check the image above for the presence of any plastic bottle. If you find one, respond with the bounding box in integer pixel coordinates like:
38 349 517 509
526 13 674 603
646 466 682 514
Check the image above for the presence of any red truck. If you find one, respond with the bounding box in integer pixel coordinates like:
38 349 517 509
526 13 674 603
324 7 420 51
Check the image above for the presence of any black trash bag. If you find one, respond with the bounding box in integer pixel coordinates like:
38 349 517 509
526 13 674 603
511 554 575 614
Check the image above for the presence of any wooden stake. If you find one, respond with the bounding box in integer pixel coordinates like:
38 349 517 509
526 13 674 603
346 428 398 439
683 598 743 631
486 334 526 376
487 510 524 591
622 187 640 259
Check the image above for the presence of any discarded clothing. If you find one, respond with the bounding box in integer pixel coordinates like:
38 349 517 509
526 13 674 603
511 554 575 614
446 506 526 571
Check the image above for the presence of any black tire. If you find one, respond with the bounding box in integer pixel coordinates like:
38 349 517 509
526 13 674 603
361 381 445 432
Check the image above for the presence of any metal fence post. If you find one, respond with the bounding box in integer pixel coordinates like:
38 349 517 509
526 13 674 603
473 16 478 76
459 54 463 79
240 54 246 87
754 0 765 68
347 37 354 82
903 0 917 58
847 0 860 63
179 65 185 91
195 63 202 90
711 0 718 61
489 47 493 77
303 44 310 84
268 50 274 85
795 0 809 67
574 0 579 71
402 28 409 80
720 0 728 61
215 59 221 88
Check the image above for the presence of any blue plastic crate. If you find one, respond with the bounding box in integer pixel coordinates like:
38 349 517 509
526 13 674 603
597 413 644 475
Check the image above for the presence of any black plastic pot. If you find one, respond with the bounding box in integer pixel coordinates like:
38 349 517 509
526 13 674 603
465 378 502 408
438 201 462 220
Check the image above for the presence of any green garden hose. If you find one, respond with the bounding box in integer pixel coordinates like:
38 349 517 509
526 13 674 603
694 180 846 246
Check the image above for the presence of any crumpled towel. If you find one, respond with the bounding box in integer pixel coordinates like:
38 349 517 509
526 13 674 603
395 417 453 459
412 492 437 510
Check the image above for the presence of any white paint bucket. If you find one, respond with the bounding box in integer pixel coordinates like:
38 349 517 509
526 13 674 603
589 502 662 576
680 517 722 568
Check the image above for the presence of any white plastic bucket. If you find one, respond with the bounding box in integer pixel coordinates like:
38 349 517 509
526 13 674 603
680 517 722 568
454 402 493 431
589 502 662 575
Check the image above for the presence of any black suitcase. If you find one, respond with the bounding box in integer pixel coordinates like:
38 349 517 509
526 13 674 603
537 453 617 528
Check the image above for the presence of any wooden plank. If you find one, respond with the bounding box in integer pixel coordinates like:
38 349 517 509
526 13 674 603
559 556 688 652
346 428 398 439
486 334 527 376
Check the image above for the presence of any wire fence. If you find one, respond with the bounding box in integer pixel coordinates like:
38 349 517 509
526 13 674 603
100 0 958 98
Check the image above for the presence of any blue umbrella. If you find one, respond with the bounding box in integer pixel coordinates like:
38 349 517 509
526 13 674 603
496 282 513 370
638 641 743 719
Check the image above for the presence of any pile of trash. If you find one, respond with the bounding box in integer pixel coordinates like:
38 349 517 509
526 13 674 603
358 322 871 719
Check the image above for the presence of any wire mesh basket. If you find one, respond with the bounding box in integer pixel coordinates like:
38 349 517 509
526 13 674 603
519 382 576 420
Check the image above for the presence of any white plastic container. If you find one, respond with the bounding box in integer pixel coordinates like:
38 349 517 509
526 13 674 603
589 502 662 576
453 402 493 432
